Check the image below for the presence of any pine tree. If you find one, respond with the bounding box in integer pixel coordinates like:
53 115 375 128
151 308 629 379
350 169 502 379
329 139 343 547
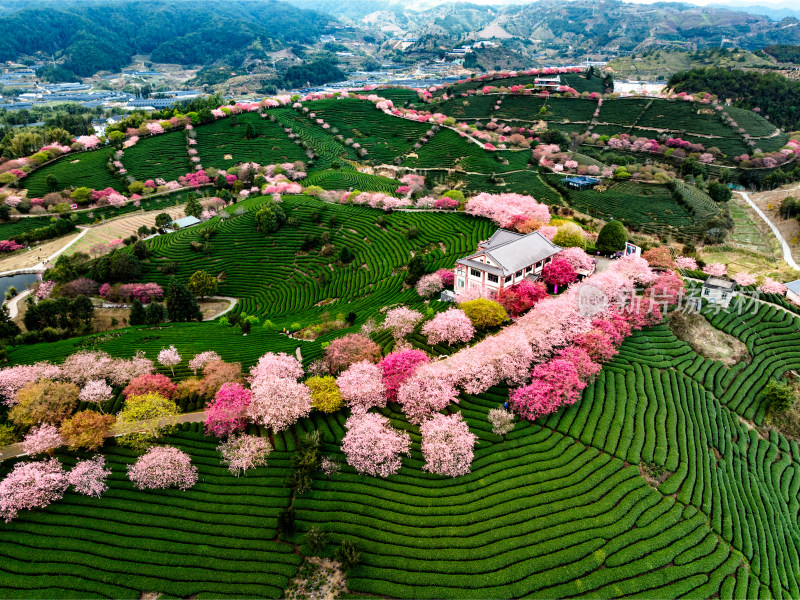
0 304 20 343
145 302 167 327
129 299 146 326
165 279 202 322
244 122 257 140
184 194 202 219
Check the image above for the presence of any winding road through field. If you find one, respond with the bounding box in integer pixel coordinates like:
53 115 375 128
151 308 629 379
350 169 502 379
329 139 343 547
736 190 799 271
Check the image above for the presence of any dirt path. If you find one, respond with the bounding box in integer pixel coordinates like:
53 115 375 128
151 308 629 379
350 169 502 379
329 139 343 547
0 410 208 461
737 191 799 271
202 296 238 321
0 229 89 275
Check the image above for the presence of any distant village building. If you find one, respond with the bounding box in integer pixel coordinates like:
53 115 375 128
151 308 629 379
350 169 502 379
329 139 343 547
454 229 562 298
701 277 737 308
169 216 201 231
563 176 600 190
785 280 800 306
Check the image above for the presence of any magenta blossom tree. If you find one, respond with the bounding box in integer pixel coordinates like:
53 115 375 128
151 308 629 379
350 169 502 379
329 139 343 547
342 412 411 478
542 258 577 292
68 456 111 498
420 412 477 478
22 423 64 456
205 383 252 438
421 308 475 346
127 446 198 491
0 458 68 522
379 349 429 402
435 268 455 287
217 434 272 476
336 360 387 413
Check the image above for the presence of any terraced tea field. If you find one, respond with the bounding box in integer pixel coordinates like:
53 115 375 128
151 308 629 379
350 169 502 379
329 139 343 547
23 147 125 197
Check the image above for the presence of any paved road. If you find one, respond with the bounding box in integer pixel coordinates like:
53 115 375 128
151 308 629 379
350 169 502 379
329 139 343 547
737 191 799 271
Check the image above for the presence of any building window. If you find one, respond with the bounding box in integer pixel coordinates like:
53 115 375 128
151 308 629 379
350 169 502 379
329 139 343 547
516 270 523 278
526 266 532 273
487 273 499 283
536 261 542 269
470 268 481 278
504 275 512 283
458 279 465 288
721 293 727 300
704 289 710 296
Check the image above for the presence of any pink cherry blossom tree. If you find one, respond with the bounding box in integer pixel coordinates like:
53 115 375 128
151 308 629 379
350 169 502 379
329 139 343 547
0 458 68 522
342 412 411 477
22 423 63 456
79 380 113 410
127 446 198 490
68 456 111 498
732 272 757 287
59 350 116 385
556 247 595 272
702 263 727 277
158 346 181 376
675 256 698 271
436 268 455 287
379 349 429 402
759 277 787 295
420 412 477 477
324 334 382 374
416 274 444 298
189 351 222 375
249 352 304 383
205 383 252 438
217 434 272 476
421 308 475 346
337 360 387 413
397 363 460 424
0 362 62 405
247 379 312 432
383 307 424 340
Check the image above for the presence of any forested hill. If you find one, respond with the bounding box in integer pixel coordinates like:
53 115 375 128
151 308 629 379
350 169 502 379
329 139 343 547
668 68 800 131
0 0 335 77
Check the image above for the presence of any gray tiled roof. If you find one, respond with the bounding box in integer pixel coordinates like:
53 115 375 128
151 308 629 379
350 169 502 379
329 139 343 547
786 280 800 295
702 276 736 291
481 229 524 250
484 231 562 276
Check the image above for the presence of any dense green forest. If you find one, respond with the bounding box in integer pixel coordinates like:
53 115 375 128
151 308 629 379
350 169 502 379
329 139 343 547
0 0 333 76
762 44 800 63
668 68 800 131
268 58 346 90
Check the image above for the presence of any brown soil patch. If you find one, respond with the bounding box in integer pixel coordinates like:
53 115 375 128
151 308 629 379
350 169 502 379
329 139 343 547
285 557 347 600
198 299 230 319
639 462 671 487
668 311 751 367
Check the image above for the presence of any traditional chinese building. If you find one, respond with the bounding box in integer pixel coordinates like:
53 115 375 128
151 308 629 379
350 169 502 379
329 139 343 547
454 229 562 298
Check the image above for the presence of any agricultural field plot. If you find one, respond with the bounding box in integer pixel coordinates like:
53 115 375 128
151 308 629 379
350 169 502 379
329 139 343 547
370 88 420 106
636 100 734 138
271 108 360 170
401 129 529 173
433 72 605 98
121 130 192 182
139 195 495 327
193 113 308 170
23 147 125 197
0 216 55 241
548 177 700 238
724 106 778 138
596 98 653 126
434 95 499 120
301 99 430 164
723 194 774 254
303 170 401 193
66 205 187 256
678 134 749 159
754 132 791 154
458 171 563 206
494 96 597 124
0 426 301 599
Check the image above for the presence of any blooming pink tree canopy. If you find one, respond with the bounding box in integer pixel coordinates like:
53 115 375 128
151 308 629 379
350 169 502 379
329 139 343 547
416 274 444 299
249 352 304 383
189 351 221 374
436 268 455 287
397 364 460 424
127 446 198 491
759 277 787 295
675 256 699 271
79 380 113 408
205 383 252 438
342 412 411 478
421 308 475 346
732 272 757 287
337 360 387 413
542 258 578 289
703 263 728 277
0 458 68 522
22 423 63 456
465 193 550 228
68 456 111 498
383 307 424 340
217 434 272 476
420 412 477 478
556 247 595 272
379 349 429 402
247 351 311 432
158 346 181 376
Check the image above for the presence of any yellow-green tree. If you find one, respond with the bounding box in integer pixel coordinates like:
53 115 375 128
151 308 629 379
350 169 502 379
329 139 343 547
188 270 218 298
116 392 180 452
458 299 509 330
305 376 344 413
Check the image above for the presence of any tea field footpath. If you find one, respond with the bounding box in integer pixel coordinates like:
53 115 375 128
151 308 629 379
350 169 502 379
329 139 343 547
0 410 208 461
737 191 800 271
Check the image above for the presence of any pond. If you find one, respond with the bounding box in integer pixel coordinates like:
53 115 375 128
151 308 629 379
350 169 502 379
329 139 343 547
0 272 39 300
